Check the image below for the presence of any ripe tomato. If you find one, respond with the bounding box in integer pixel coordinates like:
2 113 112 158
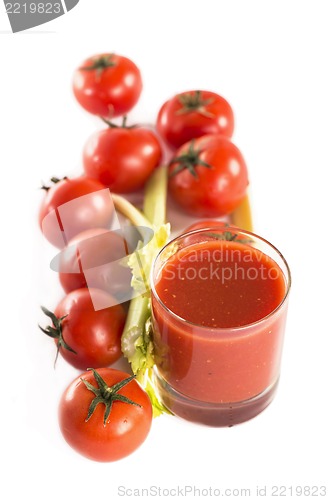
182 220 230 233
39 288 126 370
168 135 249 217
58 368 152 462
83 119 162 193
72 53 142 117
180 220 251 246
58 228 132 302
39 176 113 249
156 90 234 149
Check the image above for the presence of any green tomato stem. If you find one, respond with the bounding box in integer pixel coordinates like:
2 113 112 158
80 369 140 426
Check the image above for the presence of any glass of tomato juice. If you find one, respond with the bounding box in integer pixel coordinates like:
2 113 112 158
150 227 291 426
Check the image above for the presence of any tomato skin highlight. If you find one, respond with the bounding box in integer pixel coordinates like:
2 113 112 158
72 53 142 117
83 126 162 193
53 288 126 370
168 135 249 217
156 90 234 150
39 177 113 249
58 368 153 462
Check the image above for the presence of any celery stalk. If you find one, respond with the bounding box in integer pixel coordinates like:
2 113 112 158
111 193 153 228
230 193 253 232
143 165 168 227
120 166 171 417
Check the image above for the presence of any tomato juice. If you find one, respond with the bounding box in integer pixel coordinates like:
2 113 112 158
151 229 290 425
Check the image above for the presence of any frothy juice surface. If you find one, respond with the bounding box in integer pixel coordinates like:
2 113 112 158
152 240 288 403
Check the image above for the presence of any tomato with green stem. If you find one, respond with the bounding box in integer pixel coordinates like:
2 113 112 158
156 90 234 149
181 220 252 245
58 368 152 462
168 135 249 217
83 116 162 193
73 53 142 117
182 220 230 234
39 288 126 370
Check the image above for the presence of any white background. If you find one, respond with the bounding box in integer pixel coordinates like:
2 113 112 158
1 1 328 499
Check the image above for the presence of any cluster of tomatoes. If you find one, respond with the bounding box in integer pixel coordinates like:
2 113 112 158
71 53 248 215
38 52 249 463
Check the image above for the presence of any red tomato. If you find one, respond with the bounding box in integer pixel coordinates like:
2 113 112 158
39 176 113 249
83 120 162 193
72 53 142 117
156 90 234 149
58 368 152 462
168 135 249 217
39 288 126 370
180 220 250 246
182 220 230 233
58 228 132 302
